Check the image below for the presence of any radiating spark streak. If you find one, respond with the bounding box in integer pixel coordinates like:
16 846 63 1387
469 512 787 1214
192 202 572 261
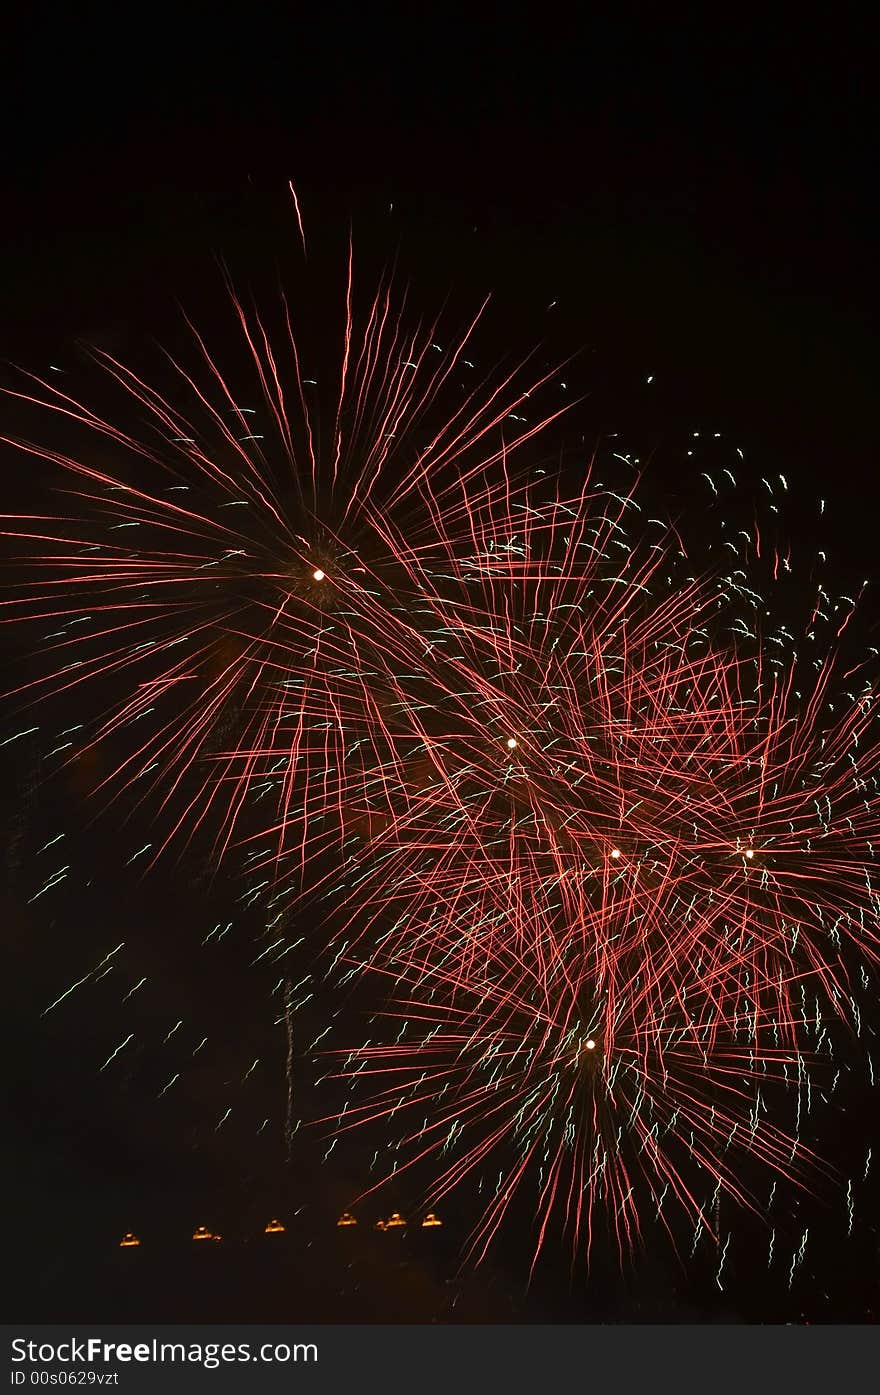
284 978 295 1162
100 1034 134 1070
42 944 125 1016
0 725 39 748
288 181 307 257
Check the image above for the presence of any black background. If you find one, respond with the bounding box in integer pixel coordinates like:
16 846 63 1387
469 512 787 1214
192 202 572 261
2 5 878 1324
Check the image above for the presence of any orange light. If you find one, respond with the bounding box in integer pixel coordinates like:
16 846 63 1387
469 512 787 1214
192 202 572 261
264 1218 285 1234
119 1232 140 1248
192 1225 213 1241
337 1212 358 1227
421 1212 443 1228
384 1212 407 1228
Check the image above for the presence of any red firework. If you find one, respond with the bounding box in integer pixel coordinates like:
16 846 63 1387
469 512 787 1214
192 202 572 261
4 200 877 1270
1 242 570 876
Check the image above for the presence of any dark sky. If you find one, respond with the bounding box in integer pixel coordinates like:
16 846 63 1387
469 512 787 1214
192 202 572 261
1 11 876 575
2 7 878 1323
2 8 875 467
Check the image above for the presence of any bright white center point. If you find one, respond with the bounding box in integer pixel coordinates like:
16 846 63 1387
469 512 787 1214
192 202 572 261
610 848 621 859
506 738 518 749
312 568 325 582
585 1039 596 1051
744 848 754 859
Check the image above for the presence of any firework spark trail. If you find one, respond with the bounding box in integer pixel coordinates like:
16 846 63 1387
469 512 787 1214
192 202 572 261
284 976 295 1161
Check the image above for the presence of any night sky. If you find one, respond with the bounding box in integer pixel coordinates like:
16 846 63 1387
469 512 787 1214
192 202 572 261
2 9 878 1323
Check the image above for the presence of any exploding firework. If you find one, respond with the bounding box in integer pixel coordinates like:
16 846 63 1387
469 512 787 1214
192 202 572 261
1 220 570 879
4 196 878 1286
312 464 880 1269
322 928 829 1271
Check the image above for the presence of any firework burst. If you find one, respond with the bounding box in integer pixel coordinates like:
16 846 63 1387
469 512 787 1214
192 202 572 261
4 199 878 1283
1 238 569 878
